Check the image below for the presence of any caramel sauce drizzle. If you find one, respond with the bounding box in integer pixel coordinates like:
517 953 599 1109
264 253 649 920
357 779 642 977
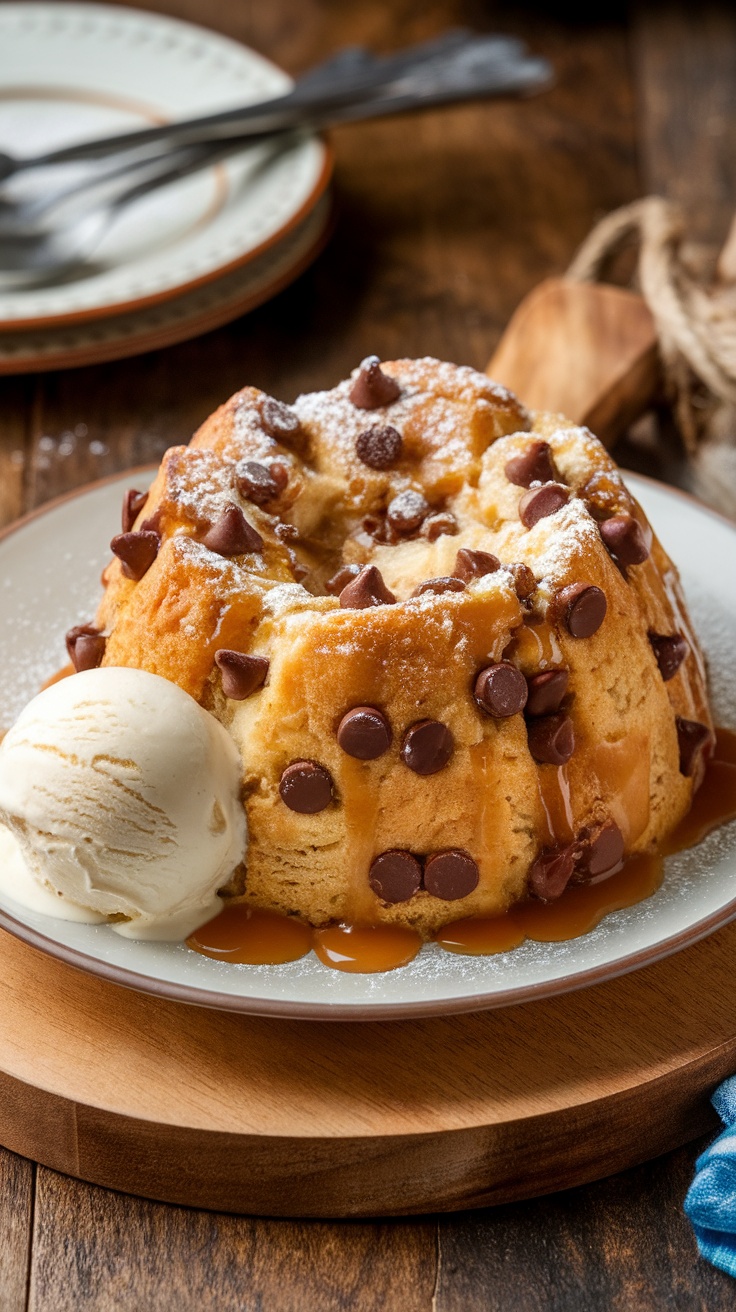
188 728 736 974
437 726 736 956
506 620 562 673
590 734 651 845
537 764 575 844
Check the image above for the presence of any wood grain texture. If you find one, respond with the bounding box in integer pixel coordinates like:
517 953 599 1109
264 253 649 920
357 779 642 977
0 922 731 1216
633 3 736 247
486 278 659 443
435 1142 736 1312
6 0 639 514
0 378 33 530
29 1170 437 1312
0 1147 33 1312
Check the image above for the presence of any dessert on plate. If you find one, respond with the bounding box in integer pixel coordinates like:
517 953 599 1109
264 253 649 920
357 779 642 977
0 356 714 945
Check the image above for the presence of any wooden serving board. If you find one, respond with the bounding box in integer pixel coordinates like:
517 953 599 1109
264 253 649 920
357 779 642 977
0 923 733 1217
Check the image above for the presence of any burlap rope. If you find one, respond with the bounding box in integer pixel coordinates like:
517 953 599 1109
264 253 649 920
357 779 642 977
567 196 736 517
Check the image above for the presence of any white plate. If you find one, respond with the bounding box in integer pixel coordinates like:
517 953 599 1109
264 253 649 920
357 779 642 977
0 2 331 326
0 195 332 372
0 473 735 1019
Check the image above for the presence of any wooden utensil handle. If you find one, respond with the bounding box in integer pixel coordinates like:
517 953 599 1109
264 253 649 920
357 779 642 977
487 277 660 446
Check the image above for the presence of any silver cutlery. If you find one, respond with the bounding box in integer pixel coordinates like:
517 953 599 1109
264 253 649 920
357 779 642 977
0 32 552 286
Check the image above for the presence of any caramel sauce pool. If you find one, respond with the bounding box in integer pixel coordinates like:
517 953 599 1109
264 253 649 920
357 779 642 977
188 906 312 965
189 728 736 973
312 924 421 973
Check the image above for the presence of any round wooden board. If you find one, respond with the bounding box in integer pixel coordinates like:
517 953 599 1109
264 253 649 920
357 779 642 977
0 923 733 1218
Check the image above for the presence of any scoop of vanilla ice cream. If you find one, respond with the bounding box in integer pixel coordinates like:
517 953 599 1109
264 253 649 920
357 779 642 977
0 667 246 940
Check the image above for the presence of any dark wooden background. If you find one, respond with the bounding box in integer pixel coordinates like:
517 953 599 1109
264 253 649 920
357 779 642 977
1 1 736 1306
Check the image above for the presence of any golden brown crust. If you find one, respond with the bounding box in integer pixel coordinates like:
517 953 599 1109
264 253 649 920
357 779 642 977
91 358 713 933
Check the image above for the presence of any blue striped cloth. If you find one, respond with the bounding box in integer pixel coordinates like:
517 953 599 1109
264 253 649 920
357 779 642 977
685 1076 736 1276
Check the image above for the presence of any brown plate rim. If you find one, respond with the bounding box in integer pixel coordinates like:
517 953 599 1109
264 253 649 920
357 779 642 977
0 146 333 334
0 200 334 374
0 468 734 1021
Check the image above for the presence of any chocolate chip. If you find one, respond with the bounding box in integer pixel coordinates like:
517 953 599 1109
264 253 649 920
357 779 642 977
474 662 528 717
424 850 479 901
65 624 105 672
236 461 286 505
110 530 160 582
279 760 334 813
349 356 401 409
519 482 569 528
525 668 569 716
326 563 361 596
65 623 97 661
675 717 713 777
337 706 392 759
260 397 303 442
214 650 269 700
411 576 466 598
509 562 537 601
268 530 302 581
139 507 162 536
599 514 650 566
339 564 396 609
355 425 403 469
387 490 430 534
505 440 558 489
270 462 289 493
649 632 688 681
361 512 397 545
529 845 576 901
576 821 625 878
527 713 575 765
423 512 459 542
122 488 148 534
555 583 607 638
369 850 422 903
290 556 309 583
203 504 263 556
452 548 501 581
401 719 454 775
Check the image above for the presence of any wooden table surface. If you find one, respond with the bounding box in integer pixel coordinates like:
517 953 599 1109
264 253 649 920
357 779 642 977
1 0 736 1306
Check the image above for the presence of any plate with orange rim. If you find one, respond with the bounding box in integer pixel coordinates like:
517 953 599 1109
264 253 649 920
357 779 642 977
0 195 333 374
0 2 332 329
0 469 736 1020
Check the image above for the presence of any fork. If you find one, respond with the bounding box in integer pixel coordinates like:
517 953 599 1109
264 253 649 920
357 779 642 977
0 31 550 185
0 32 552 284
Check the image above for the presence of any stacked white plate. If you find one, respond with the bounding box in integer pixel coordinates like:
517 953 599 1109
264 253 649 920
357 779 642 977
0 2 333 372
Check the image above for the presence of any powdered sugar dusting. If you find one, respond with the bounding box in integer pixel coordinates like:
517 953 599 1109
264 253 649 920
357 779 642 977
469 568 517 602
294 378 422 471
232 398 276 461
545 423 625 487
511 495 603 600
294 356 527 480
399 356 520 407
172 534 252 590
525 497 601 583
261 583 323 618
166 450 237 526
